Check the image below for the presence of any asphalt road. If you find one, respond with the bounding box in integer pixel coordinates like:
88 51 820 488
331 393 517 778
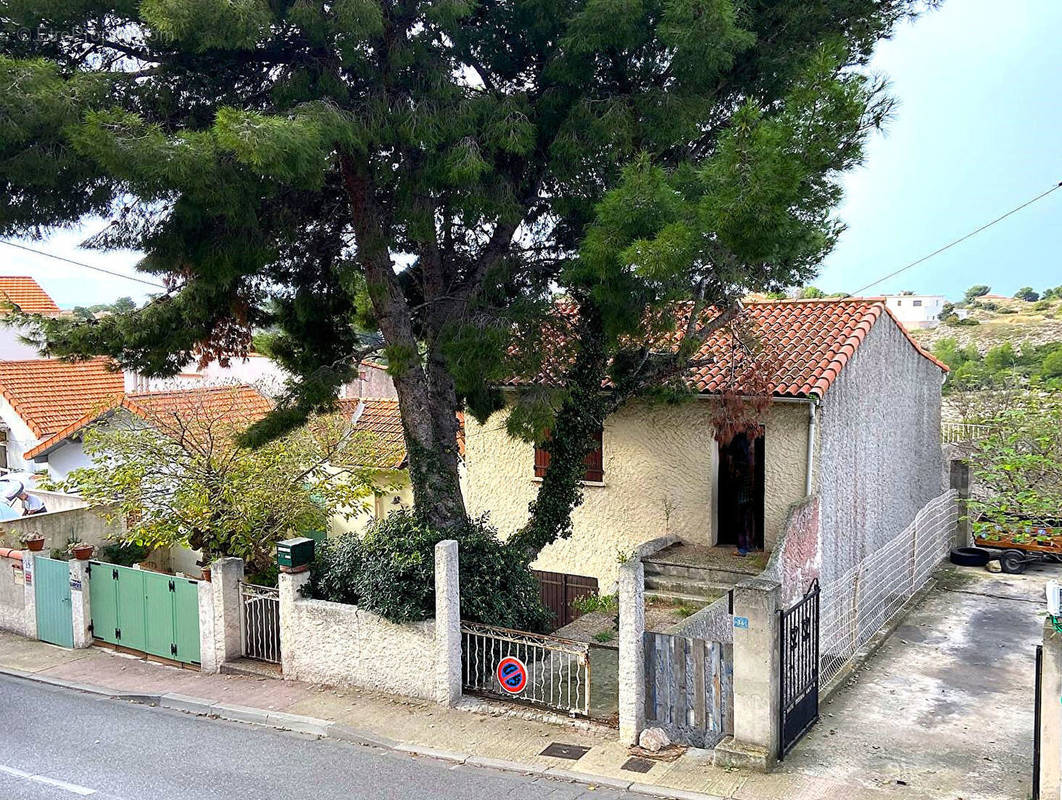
0 675 640 800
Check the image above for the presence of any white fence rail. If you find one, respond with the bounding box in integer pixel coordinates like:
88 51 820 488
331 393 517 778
461 622 590 717
819 490 958 688
941 421 994 444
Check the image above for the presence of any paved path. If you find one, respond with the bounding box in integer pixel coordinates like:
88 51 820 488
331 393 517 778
780 565 1049 800
0 675 637 800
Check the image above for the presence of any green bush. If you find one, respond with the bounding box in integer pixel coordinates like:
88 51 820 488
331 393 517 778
304 510 551 630
97 541 153 567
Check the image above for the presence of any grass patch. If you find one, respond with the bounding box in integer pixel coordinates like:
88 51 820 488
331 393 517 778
592 629 616 643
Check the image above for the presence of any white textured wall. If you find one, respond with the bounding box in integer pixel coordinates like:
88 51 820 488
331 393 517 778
817 315 944 587
285 594 438 700
43 440 93 482
0 395 46 473
464 399 810 588
0 553 29 636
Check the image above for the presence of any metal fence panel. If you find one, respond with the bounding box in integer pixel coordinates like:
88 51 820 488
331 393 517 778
461 622 590 717
819 490 957 688
240 581 281 664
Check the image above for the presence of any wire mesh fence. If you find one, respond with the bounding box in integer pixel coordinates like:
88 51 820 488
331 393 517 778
819 489 958 687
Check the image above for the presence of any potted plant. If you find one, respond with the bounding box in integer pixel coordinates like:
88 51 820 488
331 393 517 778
71 542 94 560
21 534 45 552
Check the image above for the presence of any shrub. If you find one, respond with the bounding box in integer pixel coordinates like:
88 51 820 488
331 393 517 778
573 591 619 615
304 510 551 630
97 540 153 567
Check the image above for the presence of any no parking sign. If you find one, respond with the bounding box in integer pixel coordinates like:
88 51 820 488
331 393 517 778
496 656 528 694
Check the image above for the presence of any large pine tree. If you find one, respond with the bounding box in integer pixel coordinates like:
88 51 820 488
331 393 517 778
1 0 922 532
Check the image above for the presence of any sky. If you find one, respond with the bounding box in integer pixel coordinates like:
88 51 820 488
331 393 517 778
1 0 1060 308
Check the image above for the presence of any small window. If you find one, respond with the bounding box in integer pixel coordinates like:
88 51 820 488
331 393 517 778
913 300 922 307
534 429 604 482
896 300 902 306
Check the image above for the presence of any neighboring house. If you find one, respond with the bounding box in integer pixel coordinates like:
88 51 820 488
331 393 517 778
127 353 289 396
0 358 124 474
463 298 948 588
882 293 947 329
329 397 414 535
23 384 273 482
340 360 397 400
0 275 62 359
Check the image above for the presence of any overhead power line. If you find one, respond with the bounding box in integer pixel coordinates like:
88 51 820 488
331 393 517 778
853 180 1062 295
0 239 166 289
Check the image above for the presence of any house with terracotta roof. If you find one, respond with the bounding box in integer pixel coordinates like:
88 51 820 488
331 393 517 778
462 297 948 589
0 276 63 360
23 384 273 482
0 358 125 474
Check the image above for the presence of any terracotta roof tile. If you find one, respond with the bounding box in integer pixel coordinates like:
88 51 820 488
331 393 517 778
508 298 947 400
24 384 273 459
340 398 407 470
0 358 124 439
0 277 60 315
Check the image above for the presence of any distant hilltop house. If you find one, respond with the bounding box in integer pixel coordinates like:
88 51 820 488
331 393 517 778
463 297 948 589
0 276 63 360
881 293 948 330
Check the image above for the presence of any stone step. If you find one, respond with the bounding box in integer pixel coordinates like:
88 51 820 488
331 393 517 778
643 575 720 600
645 590 718 608
220 658 282 679
643 562 749 591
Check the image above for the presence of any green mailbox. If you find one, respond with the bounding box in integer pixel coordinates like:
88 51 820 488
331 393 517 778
276 537 315 570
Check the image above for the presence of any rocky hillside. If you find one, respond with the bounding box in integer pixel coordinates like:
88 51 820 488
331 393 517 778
911 295 1062 353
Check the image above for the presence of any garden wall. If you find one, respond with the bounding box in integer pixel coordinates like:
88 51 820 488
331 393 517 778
277 540 461 705
0 548 32 637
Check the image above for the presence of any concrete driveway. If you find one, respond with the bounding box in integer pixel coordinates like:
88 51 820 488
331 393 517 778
780 563 1051 800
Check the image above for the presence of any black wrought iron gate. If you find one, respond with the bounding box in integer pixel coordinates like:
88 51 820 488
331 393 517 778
779 579 820 760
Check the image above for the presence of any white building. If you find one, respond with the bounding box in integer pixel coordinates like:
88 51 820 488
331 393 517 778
882 294 948 330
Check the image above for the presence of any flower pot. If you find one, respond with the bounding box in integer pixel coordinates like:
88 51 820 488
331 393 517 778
22 536 45 552
72 543 94 561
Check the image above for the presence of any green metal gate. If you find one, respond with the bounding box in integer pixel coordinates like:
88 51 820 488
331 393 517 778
88 562 200 665
34 556 73 648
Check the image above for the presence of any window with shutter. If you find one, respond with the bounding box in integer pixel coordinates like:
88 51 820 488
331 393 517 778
534 429 604 482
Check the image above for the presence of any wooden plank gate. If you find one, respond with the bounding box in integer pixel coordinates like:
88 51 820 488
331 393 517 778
88 561 200 666
533 570 599 630
34 556 73 648
644 631 733 747
779 579 820 760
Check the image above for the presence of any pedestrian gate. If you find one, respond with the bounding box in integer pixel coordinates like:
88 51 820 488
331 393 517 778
644 632 733 747
34 556 73 648
239 581 280 663
88 561 200 666
779 579 820 760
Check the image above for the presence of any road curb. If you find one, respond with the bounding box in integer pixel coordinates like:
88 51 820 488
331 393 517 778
0 665 730 800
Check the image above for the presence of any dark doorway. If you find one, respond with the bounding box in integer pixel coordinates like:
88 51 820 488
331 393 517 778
716 431 765 550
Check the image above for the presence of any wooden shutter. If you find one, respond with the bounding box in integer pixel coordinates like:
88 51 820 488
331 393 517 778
533 428 604 482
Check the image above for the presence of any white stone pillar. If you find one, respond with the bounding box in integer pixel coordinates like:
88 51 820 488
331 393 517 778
21 551 38 640
69 559 92 648
434 539 462 706
1039 618 1062 800
198 579 218 673
618 560 646 745
278 569 310 679
714 576 781 772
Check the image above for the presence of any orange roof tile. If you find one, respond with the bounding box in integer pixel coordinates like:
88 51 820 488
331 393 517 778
340 398 407 470
0 358 124 439
0 277 60 315
508 298 947 400
24 384 273 459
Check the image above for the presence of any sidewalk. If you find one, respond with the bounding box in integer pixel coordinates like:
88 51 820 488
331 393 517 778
0 631 924 800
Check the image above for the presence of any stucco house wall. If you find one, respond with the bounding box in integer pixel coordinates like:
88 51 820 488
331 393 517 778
816 314 944 587
328 469 414 537
464 398 810 588
0 394 46 474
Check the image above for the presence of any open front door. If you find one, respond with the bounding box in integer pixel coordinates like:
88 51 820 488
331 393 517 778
716 431 765 550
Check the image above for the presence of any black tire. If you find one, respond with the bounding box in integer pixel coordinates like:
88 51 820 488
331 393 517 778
949 546 991 567
1000 549 1028 574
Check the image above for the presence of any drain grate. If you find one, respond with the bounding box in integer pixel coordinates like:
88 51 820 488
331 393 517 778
539 742 591 760
621 757 655 773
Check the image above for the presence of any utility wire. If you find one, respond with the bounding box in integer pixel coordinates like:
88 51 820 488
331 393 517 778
853 180 1062 295
0 239 166 289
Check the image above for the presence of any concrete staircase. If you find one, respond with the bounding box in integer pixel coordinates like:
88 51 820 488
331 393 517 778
642 544 761 606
